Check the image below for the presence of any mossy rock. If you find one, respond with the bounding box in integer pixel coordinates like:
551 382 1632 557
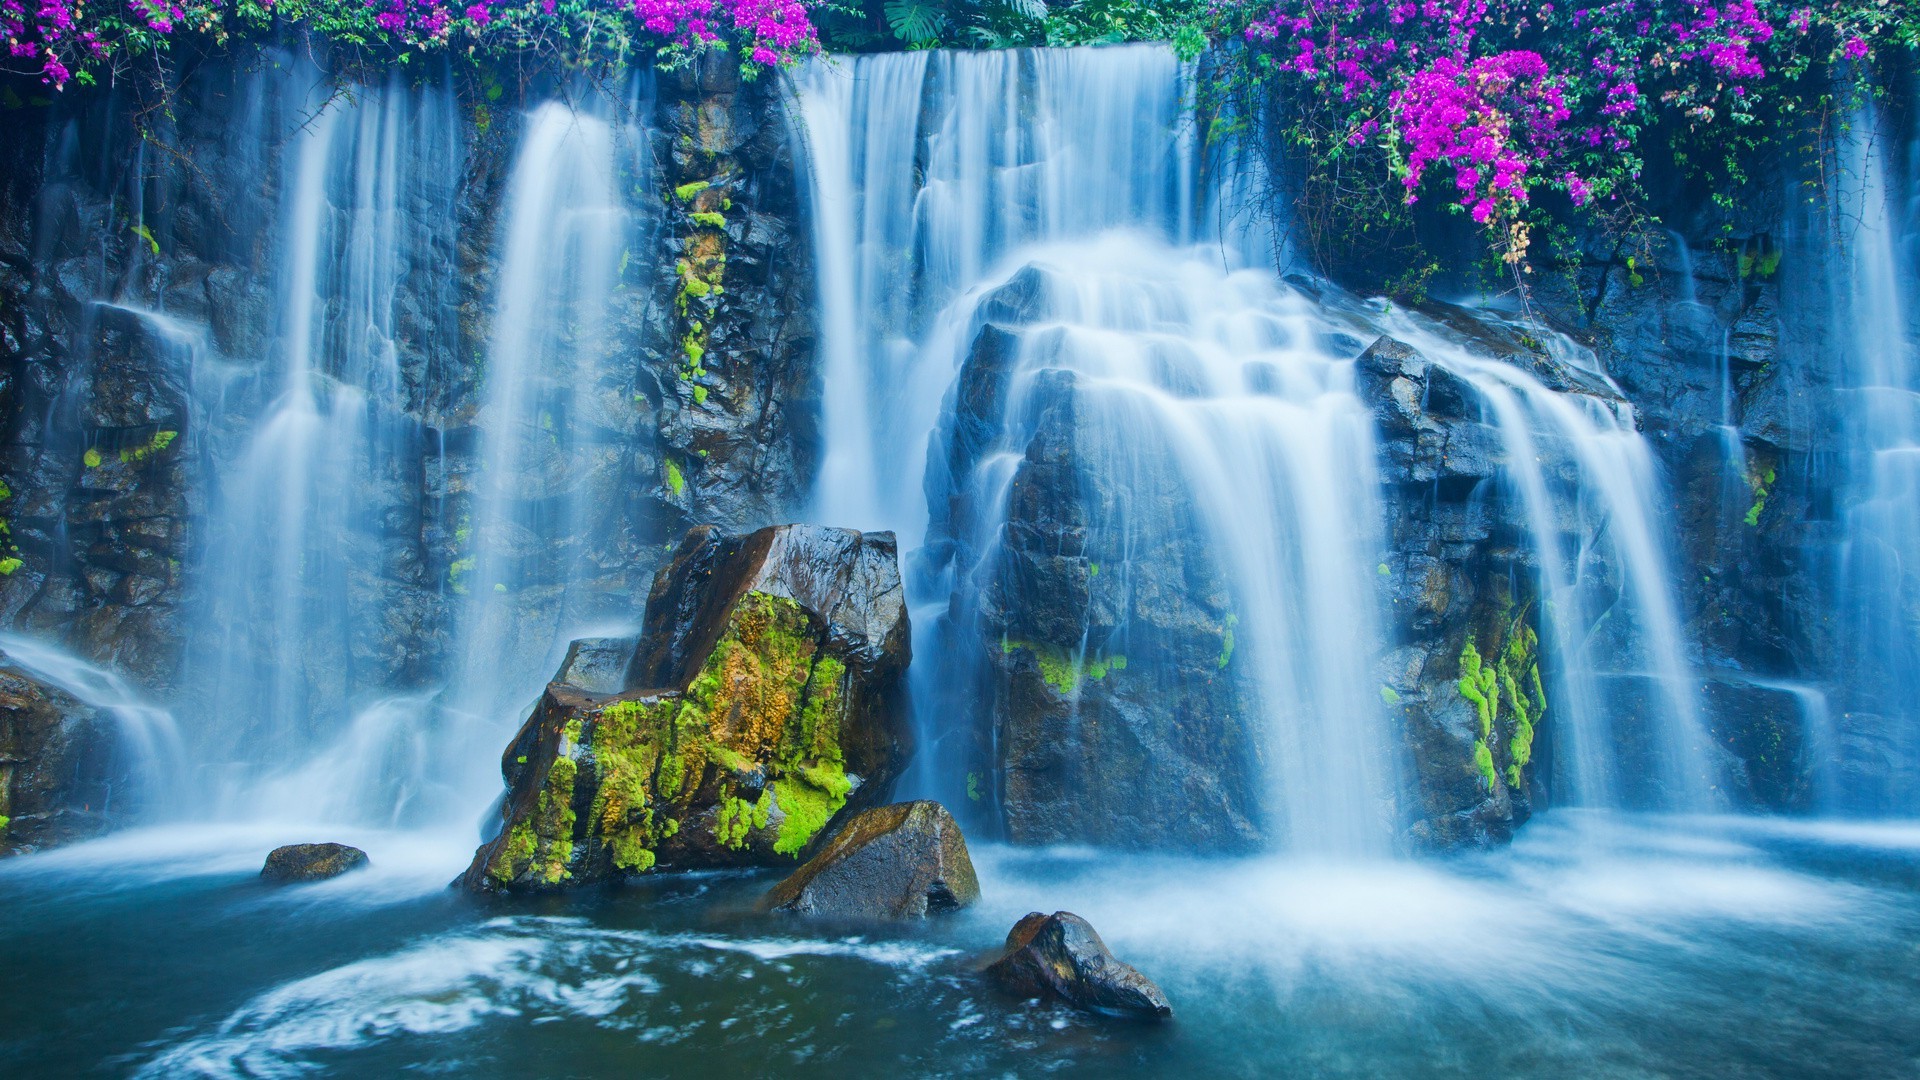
463 525 911 892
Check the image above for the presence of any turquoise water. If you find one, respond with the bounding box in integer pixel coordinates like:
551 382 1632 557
4 812 1917 1077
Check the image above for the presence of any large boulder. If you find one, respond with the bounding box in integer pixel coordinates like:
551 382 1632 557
920 266 1264 851
985 910 1172 1019
461 524 911 891
261 843 369 882
0 660 122 855
762 800 980 918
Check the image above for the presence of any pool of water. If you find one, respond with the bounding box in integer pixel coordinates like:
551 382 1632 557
3 812 1917 1077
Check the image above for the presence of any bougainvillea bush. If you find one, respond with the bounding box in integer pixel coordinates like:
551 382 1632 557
3 0 820 87
1207 0 1920 270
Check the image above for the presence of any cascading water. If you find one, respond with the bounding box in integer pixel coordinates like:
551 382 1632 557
6 40 1920 1080
792 45 1713 845
792 47 1402 848
1376 311 1716 811
1827 100 1920 814
182 72 467 826
440 95 648 815
2 67 662 833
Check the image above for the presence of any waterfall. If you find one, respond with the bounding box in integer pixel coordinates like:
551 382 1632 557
441 95 649 813
792 47 1394 850
13 65 663 831
181 72 466 825
1378 312 1715 811
1829 101 1920 814
792 45 1716 848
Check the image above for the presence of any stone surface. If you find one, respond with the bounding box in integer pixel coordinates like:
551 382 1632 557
1354 333 1548 849
985 910 1172 1019
922 267 1263 852
462 524 911 891
763 800 980 918
0 661 121 855
261 842 369 882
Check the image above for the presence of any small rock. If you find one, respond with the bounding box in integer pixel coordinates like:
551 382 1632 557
261 843 369 883
986 911 1171 1019
762 800 980 918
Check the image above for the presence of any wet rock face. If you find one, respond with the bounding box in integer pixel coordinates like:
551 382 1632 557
0 662 122 854
261 843 369 882
763 800 980 918
463 524 911 892
924 269 1263 853
1355 334 1551 850
0 51 818 762
1522 212 1827 813
985 911 1172 1019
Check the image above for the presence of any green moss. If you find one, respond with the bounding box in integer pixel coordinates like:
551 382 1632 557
489 820 537 884
119 430 177 465
1004 640 1126 694
1380 685 1402 705
674 180 711 202
693 386 708 405
518 591 863 879
0 558 19 576
448 555 476 595
0 814 9 834
1377 562 1392 576
713 793 757 850
665 460 686 497
1458 611 1548 794
1219 614 1239 669
966 772 982 802
772 768 848 856
1472 738 1497 792
690 211 727 229
1744 464 1776 527
1457 637 1498 739
82 448 102 468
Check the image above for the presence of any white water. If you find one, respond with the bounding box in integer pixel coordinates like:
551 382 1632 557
0 631 185 812
178 75 466 826
792 45 1712 847
442 98 637 812
1830 102 1920 814
1378 310 1716 811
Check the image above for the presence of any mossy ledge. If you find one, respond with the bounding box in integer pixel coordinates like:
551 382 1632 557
463 524 911 892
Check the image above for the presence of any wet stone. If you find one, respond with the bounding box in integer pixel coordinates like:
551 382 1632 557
261 843 370 883
762 800 980 918
986 910 1172 1020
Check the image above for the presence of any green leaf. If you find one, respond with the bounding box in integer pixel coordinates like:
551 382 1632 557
884 0 945 45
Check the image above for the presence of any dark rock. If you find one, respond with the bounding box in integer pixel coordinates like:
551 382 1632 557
986 911 1171 1019
923 271 1263 851
554 636 637 694
762 800 980 918
0 662 122 855
261 843 370 882
462 524 911 892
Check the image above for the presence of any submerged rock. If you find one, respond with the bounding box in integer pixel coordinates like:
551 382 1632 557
462 524 911 892
762 800 980 918
261 843 369 882
986 910 1171 1019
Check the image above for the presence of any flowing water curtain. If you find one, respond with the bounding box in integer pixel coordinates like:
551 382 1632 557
440 84 658 818
793 46 1400 852
181 69 469 825
789 44 1197 535
1379 310 1716 813
1829 100 1920 814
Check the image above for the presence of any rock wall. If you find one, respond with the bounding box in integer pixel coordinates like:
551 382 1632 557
0 44 820 845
